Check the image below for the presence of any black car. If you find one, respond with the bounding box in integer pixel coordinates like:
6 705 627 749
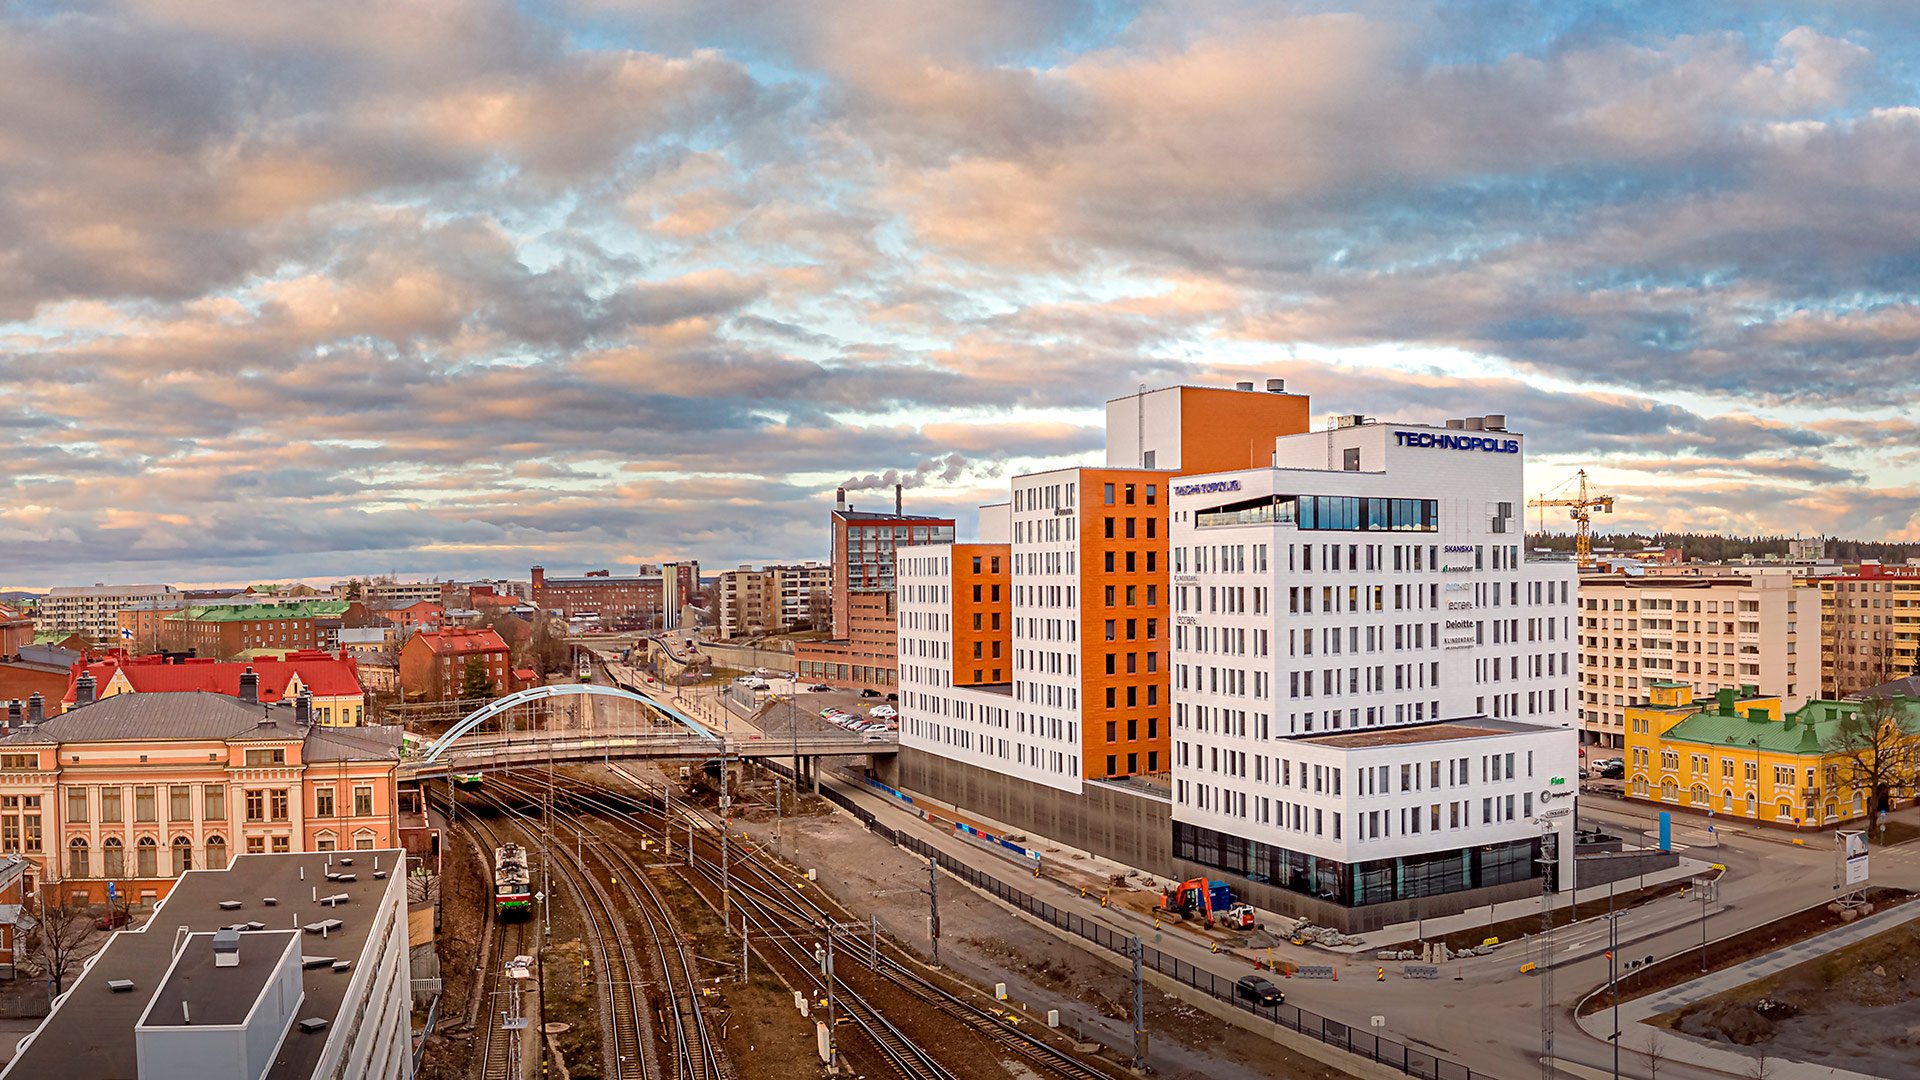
1235 975 1285 1007
860 688 881 698
807 684 831 693
1595 758 1626 779
886 692 898 702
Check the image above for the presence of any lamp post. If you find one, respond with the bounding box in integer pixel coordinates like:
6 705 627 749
1604 911 1622 1080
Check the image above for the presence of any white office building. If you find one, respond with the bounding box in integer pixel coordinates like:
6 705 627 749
1167 415 1581 920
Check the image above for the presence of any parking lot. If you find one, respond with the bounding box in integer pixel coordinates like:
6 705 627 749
727 673 897 735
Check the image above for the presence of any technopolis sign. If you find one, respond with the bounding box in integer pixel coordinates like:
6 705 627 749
1395 431 1520 454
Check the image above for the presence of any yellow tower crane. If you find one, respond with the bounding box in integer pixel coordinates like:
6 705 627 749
1528 470 1615 570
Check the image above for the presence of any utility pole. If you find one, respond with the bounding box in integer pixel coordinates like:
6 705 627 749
740 916 748 983
721 742 732 934
1538 824 1556 1080
1606 912 1621 1080
1130 936 1147 1070
926 856 941 967
822 919 838 1071
664 781 672 857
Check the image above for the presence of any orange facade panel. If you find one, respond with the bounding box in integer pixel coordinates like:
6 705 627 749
950 544 1011 687
1078 469 1173 780
1175 386 1313 475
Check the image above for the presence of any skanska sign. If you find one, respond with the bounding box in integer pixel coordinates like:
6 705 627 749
1395 431 1520 454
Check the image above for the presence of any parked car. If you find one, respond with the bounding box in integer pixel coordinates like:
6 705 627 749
808 684 831 692
869 705 897 720
886 693 898 701
860 688 881 698
1235 975 1285 1007
1596 758 1626 779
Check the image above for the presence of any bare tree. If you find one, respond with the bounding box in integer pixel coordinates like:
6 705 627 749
1747 1052 1775 1080
1823 694 1920 839
1642 1029 1668 1080
24 898 104 996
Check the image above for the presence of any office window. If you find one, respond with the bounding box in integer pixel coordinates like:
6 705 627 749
135 786 156 823
204 785 226 820
315 788 335 818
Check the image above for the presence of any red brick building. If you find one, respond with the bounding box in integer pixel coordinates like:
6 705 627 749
795 490 955 691
398 628 511 702
58 651 368 725
531 564 699 629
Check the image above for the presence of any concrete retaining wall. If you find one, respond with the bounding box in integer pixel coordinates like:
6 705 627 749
699 641 797 672
883 748 1173 872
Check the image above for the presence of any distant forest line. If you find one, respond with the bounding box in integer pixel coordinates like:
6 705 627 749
1527 532 1920 564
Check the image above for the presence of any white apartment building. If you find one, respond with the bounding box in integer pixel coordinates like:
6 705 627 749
1168 416 1581 910
718 562 831 639
38 583 179 638
777 562 831 629
1578 574 1816 749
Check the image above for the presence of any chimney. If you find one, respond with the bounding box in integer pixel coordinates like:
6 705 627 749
213 928 240 968
239 667 259 705
894 483 903 517
1235 380 1255 391
1265 378 1285 393
835 487 847 512
295 690 312 728
26 694 43 726
5 700 18 729
74 671 96 708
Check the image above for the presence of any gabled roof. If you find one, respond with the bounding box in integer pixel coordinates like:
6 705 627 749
60 652 363 706
410 627 509 655
1661 697 1920 756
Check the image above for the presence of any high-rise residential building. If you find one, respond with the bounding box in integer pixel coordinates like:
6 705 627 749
1821 563 1920 698
1576 574 1817 749
37 584 179 640
2 848 411 1080
893 384 1582 930
794 492 955 691
776 562 830 630
718 566 779 640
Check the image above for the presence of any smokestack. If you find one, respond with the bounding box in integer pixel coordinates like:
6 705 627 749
835 487 847 512
239 667 258 705
894 483 903 516
26 694 43 726
74 671 96 708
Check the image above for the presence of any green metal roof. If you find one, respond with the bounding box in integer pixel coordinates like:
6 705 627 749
165 601 354 622
1661 697 1920 756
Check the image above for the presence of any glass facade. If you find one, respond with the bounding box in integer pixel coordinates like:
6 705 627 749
1173 821 1541 908
1196 495 1438 532
844 521 956 592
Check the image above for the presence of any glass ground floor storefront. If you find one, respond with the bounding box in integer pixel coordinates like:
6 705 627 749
1173 820 1547 908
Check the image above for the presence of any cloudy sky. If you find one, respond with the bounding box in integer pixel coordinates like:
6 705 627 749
5 0 1919 588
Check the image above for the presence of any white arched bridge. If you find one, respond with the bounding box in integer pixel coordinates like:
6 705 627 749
400 683 894 781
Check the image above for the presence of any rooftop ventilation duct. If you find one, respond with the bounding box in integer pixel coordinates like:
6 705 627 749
1234 380 1255 391
1463 417 1485 431
1266 378 1285 393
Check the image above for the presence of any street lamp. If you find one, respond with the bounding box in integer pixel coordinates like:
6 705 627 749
1603 911 1622 1080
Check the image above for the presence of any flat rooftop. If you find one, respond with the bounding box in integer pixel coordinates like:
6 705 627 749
145 930 297 1027
1300 717 1544 749
5 849 403 1080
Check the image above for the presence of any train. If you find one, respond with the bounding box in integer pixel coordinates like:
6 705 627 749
452 772 484 790
494 843 532 919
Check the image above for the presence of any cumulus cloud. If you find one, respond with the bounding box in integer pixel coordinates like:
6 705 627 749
0 0 1913 586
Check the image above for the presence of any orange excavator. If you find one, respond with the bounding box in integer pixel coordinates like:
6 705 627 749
1159 878 1229 926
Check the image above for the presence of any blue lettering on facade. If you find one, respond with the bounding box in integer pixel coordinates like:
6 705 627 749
1174 479 1243 497
1393 431 1520 454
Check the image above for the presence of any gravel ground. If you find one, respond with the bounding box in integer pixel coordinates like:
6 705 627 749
724 769 1353 1080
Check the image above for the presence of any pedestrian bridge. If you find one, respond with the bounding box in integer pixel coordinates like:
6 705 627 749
398 682 894 780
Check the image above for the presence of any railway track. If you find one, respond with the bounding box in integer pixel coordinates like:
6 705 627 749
473 780 730 1080
458 815 532 1080
492 765 1119 1080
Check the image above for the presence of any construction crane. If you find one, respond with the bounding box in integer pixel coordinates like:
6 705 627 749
1528 469 1614 570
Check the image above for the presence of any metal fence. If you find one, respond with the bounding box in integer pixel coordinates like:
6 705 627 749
804 775 1489 1080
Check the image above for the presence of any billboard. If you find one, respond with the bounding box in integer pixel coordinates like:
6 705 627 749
1843 831 1870 886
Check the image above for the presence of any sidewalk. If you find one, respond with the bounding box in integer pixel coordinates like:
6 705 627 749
1576 898 1920 1080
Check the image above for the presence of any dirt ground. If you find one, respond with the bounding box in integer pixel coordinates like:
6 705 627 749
1584 886 1912 1015
717 766 1355 1080
417 823 487 1080
1659 920 1920 1076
